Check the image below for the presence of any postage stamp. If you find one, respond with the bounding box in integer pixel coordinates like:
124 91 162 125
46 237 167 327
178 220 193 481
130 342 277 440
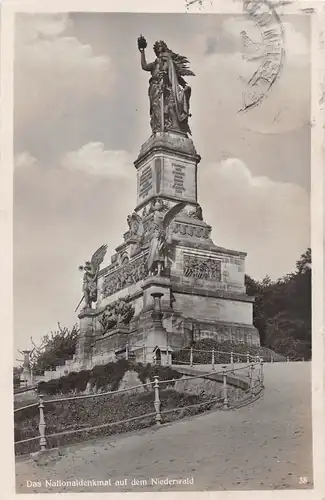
1 0 324 499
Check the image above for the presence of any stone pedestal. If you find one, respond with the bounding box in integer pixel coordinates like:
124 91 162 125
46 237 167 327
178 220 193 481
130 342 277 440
141 292 170 366
75 129 260 369
93 325 129 356
134 132 201 211
76 309 96 366
141 275 173 313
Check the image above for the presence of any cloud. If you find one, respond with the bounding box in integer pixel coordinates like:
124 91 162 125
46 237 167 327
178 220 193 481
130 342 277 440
61 142 133 178
15 14 111 129
199 157 310 280
14 151 37 169
14 147 136 353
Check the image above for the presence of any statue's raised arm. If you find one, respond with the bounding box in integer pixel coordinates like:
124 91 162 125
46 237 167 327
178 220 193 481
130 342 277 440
137 35 154 72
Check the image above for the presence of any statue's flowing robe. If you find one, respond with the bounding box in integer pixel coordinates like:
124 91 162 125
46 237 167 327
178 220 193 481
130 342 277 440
148 52 191 134
147 227 164 272
166 53 191 129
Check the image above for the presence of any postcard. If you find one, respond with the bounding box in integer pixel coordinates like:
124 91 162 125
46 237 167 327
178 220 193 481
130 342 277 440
1 0 324 499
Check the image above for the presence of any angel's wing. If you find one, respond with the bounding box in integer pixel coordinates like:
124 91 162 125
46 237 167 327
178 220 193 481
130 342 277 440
171 52 195 77
162 202 187 229
131 212 144 237
91 244 108 268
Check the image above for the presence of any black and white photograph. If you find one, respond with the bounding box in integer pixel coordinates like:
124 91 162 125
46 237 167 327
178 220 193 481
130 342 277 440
4 0 324 496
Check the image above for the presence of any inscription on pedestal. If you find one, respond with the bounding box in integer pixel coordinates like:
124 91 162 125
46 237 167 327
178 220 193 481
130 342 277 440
139 165 153 199
172 163 186 196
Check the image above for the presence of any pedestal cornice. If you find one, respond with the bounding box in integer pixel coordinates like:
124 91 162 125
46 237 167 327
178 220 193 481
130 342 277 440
134 132 201 169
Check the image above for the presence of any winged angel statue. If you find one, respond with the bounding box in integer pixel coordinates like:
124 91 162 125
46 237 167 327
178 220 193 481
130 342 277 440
147 201 186 276
138 35 195 135
127 212 144 244
76 244 108 311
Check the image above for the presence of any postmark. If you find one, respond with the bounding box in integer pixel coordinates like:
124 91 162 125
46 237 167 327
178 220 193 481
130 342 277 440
240 0 285 111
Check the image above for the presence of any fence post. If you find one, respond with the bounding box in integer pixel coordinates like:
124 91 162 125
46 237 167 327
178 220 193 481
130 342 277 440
271 355 274 363
222 369 229 409
286 356 289 363
38 394 47 451
153 376 161 425
246 352 250 364
211 348 215 371
230 351 234 372
249 364 254 389
259 357 264 387
190 347 193 367
125 344 129 361
166 345 169 366
143 345 146 364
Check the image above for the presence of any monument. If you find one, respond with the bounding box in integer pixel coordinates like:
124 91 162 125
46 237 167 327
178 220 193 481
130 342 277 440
75 36 260 367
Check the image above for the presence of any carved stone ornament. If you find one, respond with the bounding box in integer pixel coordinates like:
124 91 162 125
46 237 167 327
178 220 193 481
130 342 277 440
99 296 135 334
183 254 221 281
102 255 148 298
188 204 203 221
173 222 210 239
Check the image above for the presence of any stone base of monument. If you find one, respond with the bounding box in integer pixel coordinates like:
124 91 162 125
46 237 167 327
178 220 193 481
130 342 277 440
92 325 129 357
141 275 173 313
73 122 261 369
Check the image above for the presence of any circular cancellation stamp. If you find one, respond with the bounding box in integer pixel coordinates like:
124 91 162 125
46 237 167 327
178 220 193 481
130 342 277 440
240 0 285 111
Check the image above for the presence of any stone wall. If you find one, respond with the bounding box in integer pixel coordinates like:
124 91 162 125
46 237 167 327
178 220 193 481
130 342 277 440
173 292 253 325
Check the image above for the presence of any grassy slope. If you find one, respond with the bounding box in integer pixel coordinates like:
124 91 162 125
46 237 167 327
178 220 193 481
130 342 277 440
14 361 214 456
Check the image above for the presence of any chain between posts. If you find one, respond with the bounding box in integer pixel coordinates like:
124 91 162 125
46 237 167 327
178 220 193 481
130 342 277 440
16 357 266 454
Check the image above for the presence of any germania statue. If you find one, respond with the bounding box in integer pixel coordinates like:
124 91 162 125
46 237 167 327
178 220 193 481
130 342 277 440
137 35 195 135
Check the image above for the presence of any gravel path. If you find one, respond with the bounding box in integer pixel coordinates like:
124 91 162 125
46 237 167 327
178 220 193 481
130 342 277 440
15 362 312 493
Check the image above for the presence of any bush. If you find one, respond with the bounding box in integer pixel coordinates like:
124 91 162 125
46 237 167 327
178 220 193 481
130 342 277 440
36 360 183 396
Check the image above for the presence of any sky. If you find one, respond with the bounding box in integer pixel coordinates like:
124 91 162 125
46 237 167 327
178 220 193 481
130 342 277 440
13 12 311 355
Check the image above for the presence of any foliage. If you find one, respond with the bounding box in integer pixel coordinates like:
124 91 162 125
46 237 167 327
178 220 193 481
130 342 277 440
14 365 208 456
37 359 183 396
173 339 285 364
245 248 311 359
30 324 79 375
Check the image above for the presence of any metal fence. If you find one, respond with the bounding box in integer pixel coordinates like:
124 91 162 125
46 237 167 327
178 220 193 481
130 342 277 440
14 355 264 455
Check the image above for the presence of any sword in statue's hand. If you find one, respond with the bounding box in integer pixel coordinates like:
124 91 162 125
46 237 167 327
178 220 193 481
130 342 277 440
75 295 84 313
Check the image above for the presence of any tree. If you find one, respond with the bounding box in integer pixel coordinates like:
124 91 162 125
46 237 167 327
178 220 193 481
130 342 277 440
245 248 311 359
31 324 79 375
